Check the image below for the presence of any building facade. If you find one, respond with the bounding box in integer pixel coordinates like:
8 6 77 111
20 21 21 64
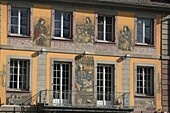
0 0 168 112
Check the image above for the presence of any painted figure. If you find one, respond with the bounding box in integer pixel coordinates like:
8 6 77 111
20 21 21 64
118 26 132 51
76 16 94 43
76 63 93 91
34 18 50 46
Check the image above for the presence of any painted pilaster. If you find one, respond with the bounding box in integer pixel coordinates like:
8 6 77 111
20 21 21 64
122 58 130 107
37 52 47 93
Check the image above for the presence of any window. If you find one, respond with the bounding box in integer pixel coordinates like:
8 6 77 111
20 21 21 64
97 64 114 105
136 66 154 96
54 11 72 39
10 7 30 36
9 59 30 90
137 18 154 45
98 16 114 42
52 62 71 105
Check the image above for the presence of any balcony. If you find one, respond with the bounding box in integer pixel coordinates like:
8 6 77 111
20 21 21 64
21 90 134 112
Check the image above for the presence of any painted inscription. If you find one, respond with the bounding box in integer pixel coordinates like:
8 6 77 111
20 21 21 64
118 26 133 51
33 18 51 47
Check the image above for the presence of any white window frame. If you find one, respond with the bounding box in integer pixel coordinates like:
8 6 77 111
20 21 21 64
53 11 72 40
136 66 154 96
97 64 114 105
9 6 30 36
9 59 29 90
136 18 154 45
52 62 71 105
97 15 114 42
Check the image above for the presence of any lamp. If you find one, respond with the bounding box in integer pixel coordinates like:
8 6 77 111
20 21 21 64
122 54 130 60
38 48 46 54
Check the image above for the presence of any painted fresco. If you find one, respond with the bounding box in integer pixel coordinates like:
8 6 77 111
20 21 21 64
33 18 51 47
134 98 156 111
75 12 95 43
118 26 132 51
0 64 6 87
75 55 95 105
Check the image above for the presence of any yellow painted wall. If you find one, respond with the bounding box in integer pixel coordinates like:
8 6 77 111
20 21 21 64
156 15 161 56
130 58 162 110
34 4 51 34
76 10 95 25
0 1 7 45
0 50 37 104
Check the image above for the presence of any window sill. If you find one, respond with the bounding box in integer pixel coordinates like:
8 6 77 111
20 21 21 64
135 95 155 98
7 89 30 93
52 37 73 42
8 35 31 38
95 40 116 44
135 43 155 47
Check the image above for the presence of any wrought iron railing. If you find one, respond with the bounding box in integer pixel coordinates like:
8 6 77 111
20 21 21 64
21 90 131 109
21 90 47 105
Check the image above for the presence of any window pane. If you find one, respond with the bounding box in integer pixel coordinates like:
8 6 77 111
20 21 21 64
106 25 112 32
55 12 61 20
21 26 28 35
63 13 70 21
137 34 143 43
11 17 18 25
55 21 61 29
106 33 112 41
11 26 18 34
20 8 28 17
21 18 28 26
11 8 18 16
98 16 104 24
145 19 151 27
98 24 103 32
63 21 70 29
106 17 112 24
63 29 70 38
145 27 152 44
98 32 103 40
137 19 143 43
54 29 61 37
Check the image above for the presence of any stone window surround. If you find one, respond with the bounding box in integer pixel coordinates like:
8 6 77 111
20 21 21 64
51 9 73 40
94 60 117 94
134 12 157 47
134 63 156 98
95 15 116 43
7 3 33 38
6 55 33 93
